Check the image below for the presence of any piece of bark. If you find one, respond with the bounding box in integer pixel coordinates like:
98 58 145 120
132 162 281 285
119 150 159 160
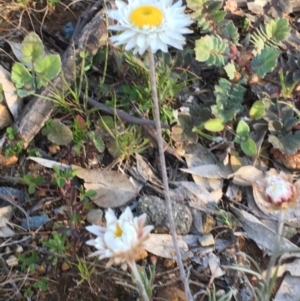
11 7 107 148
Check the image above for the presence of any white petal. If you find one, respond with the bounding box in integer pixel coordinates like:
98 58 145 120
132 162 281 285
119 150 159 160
136 34 146 48
107 10 121 21
120 206 134 221
86 225 106 237
106 208 117 225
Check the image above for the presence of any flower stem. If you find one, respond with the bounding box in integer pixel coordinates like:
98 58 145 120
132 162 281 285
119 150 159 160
148 49 193 301
264 210 285 299
128 260 150 301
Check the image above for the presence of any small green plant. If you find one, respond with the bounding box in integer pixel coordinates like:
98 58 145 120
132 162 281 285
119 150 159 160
33 277 48 291
11 32 61 97
216 209 235 229
24 278 48 297
261 97 300 155
138 264 156 299
18 250 39 272
48 0 61 8
234 120 257 156
79 188 97 204
224 252 279 301
55 186 91 246
204 284 233 301
22 174 43 194
98 116 149 161
6 127 17 140
73 256 95 285
5 127 24 157
42 232 70 265
52 166 78 188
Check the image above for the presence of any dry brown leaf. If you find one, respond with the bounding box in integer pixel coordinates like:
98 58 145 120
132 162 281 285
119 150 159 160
0 65 22 119
144 234 188 259
230 206 300 254
0 103 13 130
73 165 142 208
181 164 232 179
228 165 264 186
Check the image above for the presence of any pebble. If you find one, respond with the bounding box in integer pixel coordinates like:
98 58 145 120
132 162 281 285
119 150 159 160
15 245 23 253
6 255 18 267
86 209 103 225
163 259 176 268
61 261 71 271
198 233 215 247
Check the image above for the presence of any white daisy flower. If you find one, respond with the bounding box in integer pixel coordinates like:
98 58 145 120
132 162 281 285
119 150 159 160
107 0 193 55
86 207 153 267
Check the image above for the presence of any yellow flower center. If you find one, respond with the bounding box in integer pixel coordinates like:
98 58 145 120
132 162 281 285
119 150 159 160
114 223 123 238
130 5 163 28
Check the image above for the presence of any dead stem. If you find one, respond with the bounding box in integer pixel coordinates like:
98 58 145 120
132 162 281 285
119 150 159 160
148 49 193 301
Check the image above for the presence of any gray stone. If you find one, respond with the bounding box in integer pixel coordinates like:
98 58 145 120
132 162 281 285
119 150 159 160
86 209 104 225
137 195 193 235
21 214 49 230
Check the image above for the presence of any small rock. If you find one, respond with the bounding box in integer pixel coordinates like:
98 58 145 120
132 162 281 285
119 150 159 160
0 225 15 237
15 245 23 253
6 255 18 267
37 262 47 274
198 233 215 247
86 209 104 225
0 205 14 220
21 214 50 230
137 195 192 235
62 22 75 39
61 261 70 271
202 213 216 234
163 259 176 268
48 144 60 155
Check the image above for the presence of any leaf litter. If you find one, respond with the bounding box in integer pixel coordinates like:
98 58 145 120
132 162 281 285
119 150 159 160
1 1 300 300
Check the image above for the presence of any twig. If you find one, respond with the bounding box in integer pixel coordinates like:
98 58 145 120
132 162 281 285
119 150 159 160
0 255 22 299
148 49 193 301
87 96 169 129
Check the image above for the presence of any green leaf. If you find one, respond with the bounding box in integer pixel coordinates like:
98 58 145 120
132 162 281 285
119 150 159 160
195 35 229 67
43 119 73 146
83 190 97 198
21 32 44 65
268 131 300 155
35 54 61 88
265 18 290 44
203 118 224 132
88 131 105 153
251 18 290 53
236 120 250 137
224 62 236 80
241 138 257 156
222 21 239 43
249 100 265 120
251 47 280 78
28 184 36 195
11 62 34 89
212 78 246 122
